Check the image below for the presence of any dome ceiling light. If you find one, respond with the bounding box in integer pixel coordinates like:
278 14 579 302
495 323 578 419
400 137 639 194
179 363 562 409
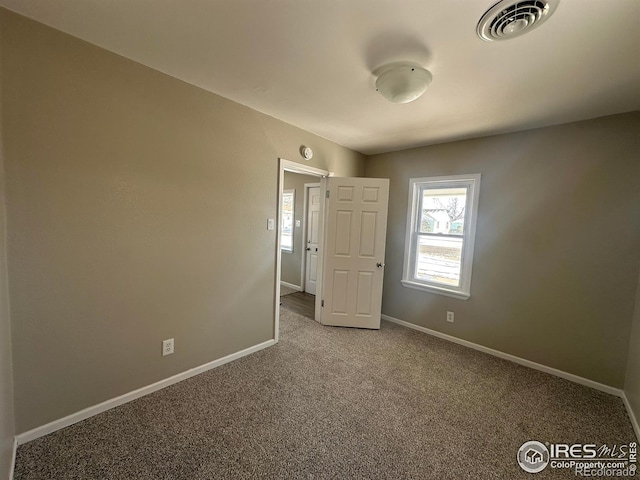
375 64 433 104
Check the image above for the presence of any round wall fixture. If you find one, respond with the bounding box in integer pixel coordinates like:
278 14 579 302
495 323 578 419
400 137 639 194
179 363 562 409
300 146 313 160
375 64 433 104
477 0 559 42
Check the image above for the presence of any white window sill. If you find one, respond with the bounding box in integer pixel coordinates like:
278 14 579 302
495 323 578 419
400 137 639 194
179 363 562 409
400 279 470 300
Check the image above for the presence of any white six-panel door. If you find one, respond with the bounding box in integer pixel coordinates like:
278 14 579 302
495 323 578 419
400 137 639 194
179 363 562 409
305 186 320 295
321 178 389 329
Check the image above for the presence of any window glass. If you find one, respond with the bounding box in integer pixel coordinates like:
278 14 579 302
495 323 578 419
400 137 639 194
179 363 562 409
281 190 294 252
402 175 481 299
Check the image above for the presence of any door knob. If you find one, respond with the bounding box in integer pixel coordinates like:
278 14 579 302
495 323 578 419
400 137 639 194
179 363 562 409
376 262 385 268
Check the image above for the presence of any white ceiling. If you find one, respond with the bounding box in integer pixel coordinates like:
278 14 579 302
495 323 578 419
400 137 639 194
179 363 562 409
3 0 640 155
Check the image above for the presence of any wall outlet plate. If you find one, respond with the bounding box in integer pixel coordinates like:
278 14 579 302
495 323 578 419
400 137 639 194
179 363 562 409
162 338 174 356
446 311 454 323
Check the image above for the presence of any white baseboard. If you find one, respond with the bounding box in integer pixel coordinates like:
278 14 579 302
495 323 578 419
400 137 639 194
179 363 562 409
9 437 16 480
280 281 301 291
622 393 640 442
16 338 276 445
381 314 623 397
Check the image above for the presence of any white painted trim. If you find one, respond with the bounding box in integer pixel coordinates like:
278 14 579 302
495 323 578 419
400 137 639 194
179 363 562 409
622 392 640 442
316 177 328 324
381 314 623 397
9 437 16 480
16 339 275 445
280 159 329 178
400 279 470 300
280 281 301 291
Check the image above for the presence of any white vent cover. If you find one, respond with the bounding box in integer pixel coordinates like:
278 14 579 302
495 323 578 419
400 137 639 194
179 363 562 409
477 0 559 41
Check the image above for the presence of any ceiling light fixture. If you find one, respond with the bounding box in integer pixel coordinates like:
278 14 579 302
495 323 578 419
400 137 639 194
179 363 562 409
375 64 433 104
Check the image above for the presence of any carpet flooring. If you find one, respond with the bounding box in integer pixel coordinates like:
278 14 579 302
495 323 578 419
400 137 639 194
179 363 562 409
15 308 637 479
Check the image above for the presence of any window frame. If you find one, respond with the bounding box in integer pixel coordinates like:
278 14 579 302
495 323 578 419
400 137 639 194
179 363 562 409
280 189 295 253
401 173 481 300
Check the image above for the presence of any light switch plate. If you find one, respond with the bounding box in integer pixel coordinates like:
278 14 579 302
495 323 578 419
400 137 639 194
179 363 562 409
295 220 301 227
267 218 275 230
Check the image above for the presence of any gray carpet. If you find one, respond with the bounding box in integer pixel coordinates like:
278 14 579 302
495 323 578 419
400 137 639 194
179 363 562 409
15 308 637 479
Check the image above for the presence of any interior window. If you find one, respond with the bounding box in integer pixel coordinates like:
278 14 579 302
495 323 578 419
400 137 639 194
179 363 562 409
281 190 295 252
402 174 481 299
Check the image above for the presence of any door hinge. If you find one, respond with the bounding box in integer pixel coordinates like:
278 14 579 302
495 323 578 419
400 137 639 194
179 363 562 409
321 300 324 307
325 190 330 198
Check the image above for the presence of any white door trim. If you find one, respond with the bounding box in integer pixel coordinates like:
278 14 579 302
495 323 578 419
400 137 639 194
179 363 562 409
276 159 329 342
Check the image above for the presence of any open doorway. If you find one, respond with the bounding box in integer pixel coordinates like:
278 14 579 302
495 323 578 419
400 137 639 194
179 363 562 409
275 159 329 342
275 161 390 341
279 178 319 295
279 175 318 318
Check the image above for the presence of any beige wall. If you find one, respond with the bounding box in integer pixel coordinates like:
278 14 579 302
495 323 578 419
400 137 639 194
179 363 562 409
0 25 15 480
0 9 364 433
281 172 319 287
366 112 640 388
625 269 640 437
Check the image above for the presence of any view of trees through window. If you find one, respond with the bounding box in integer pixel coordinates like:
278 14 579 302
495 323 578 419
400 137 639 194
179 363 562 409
416 187 467 286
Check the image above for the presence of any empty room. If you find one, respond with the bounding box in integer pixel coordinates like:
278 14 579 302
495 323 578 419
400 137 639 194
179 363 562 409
1 0 639 479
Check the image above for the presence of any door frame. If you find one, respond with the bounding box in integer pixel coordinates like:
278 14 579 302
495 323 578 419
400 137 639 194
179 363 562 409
301 182 320 293
275 159 330 343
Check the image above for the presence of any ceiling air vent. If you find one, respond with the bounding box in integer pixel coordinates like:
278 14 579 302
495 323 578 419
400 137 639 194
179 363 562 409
477 0 559 41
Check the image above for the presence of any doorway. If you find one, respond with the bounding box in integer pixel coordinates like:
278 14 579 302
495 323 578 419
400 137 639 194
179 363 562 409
275 160 390 341
279 178 319 319
275 159 329 342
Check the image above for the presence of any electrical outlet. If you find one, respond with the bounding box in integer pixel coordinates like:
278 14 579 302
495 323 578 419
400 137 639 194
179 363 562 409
162 338 174 356
446 311 454 323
